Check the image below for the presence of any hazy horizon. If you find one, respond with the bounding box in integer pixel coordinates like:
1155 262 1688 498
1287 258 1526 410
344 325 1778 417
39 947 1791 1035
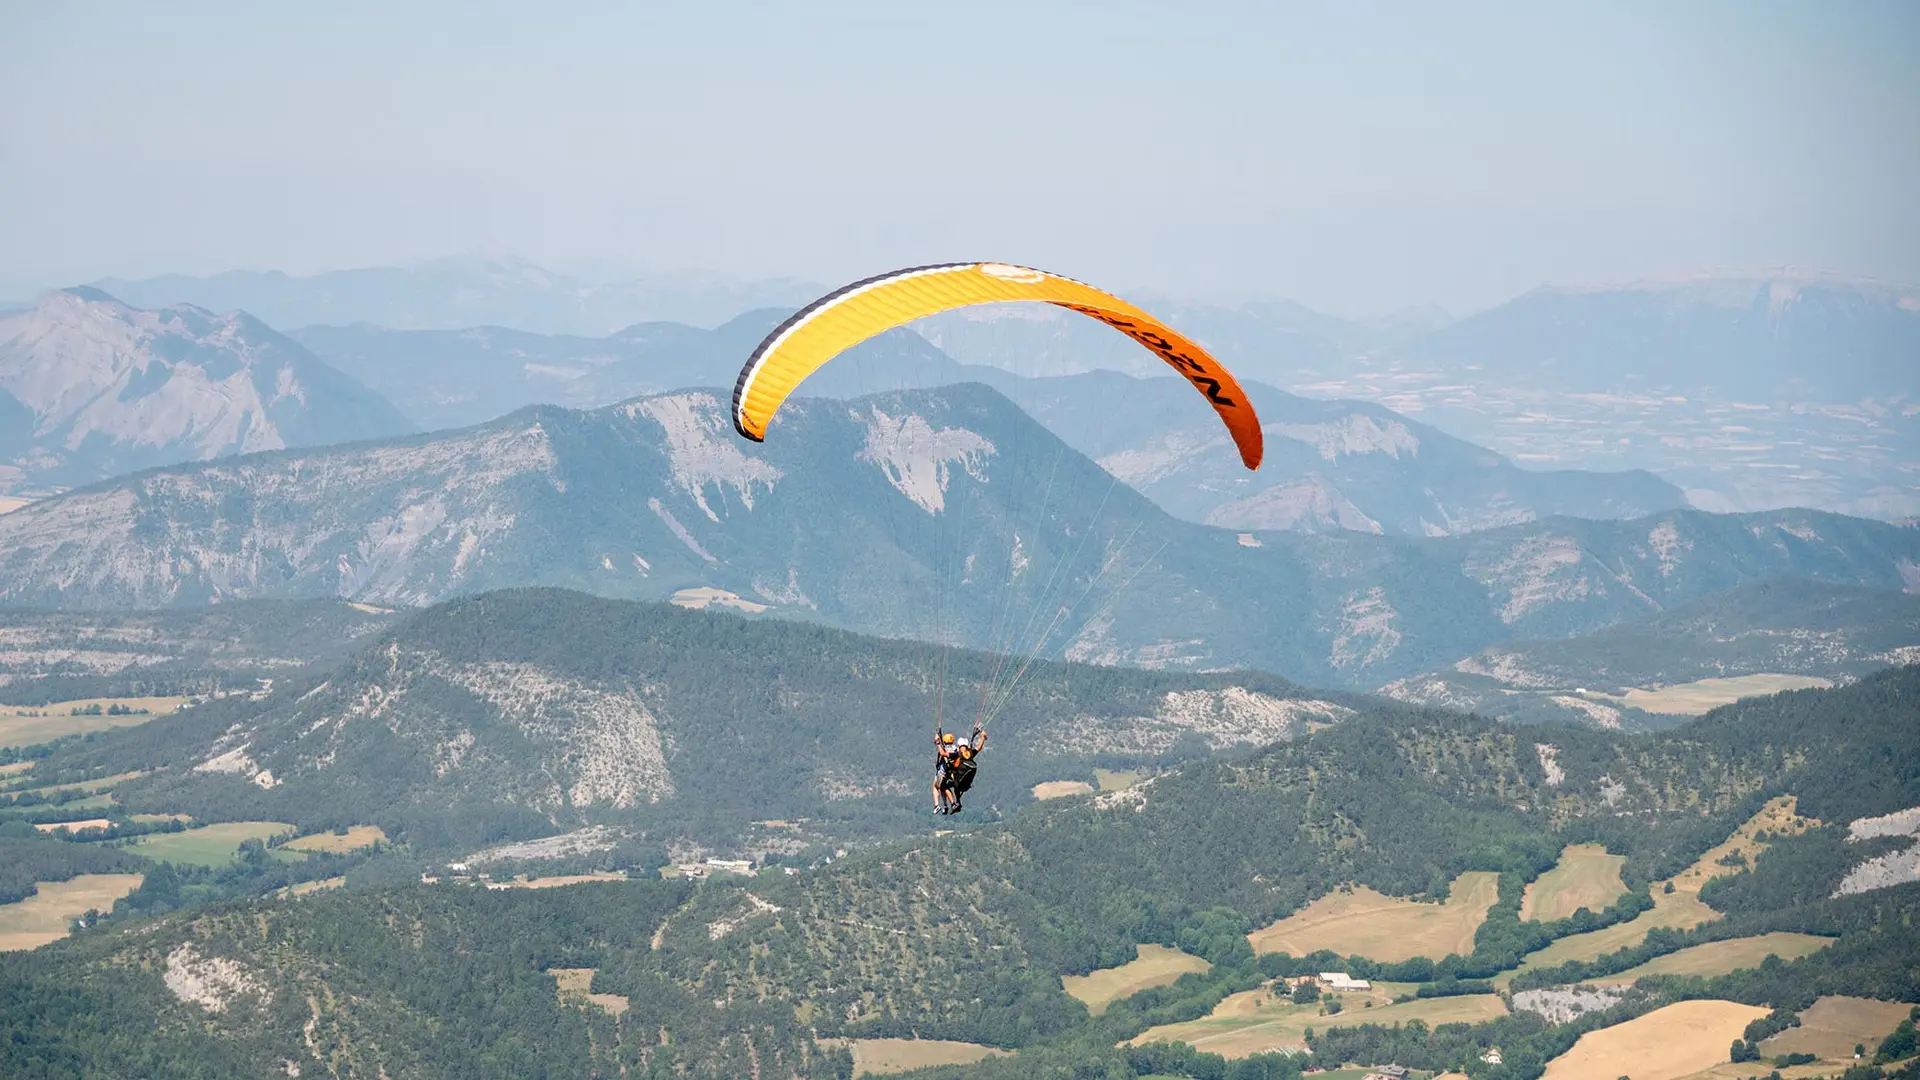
4 1 1916 318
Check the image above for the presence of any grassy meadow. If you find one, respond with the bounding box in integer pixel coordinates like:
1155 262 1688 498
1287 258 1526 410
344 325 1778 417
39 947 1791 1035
1541 999 1768 1080
1521 843 1629 922
1504 796 1814 983
1591 931 1834 985
282 825 388 854
0 873 145 951
0 698 185 748
1132 982 1507 1058
127 822 299 866
1062 944 1212 1014
1248 871 1500 962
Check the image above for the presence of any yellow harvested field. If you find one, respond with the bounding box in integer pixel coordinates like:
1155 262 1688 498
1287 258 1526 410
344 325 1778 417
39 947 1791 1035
1249 871 1500 962
1095 769 1142 792
1063 945 1213 1014
1593 932 1833 985
1673 1065 1832 1080
669 587 767 613
1593 674 1832 716
1522 844 1628 922
0 761 33 777
0 697 184 748
282 826 388 853
131 813 191 824
1133 985 1507 1058
1760 995 1920 1061
287 877 346 896
489 872 629 889
1543 1000 1768 1080
1507 797 1815 981
0 874 145 951
849 1038 1010 1075
550 967 630 1016
0 496 31 514
33 818 113 835
1033 780 1094 800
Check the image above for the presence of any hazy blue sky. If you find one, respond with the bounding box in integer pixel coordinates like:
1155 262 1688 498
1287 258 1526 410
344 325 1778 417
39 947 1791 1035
3 0 1915 314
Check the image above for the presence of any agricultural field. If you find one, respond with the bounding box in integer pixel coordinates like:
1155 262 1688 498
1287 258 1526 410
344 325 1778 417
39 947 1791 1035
1506 797 1814 981
1297 1060 1436 1068
37 793 114 813
15 770 146 799
1095 769 1142 791
282 825 388 853
284 877 346 897
1592 932 1834 985
549 967 629 1016
1247 871 1500 962
1032 780 1094 800
0 697 184 748
0 761 33 777
846 1038 1010 1075
1521 843 1629 922
1132 982 1506 1058
32 818 113 835
486 872 629 889
1673 1064 1833 1080
1588 674 1832 716
0 873 144 951
127 821 299 866
1759 995 1920 1062
1062 944 1212 1014
1541 999 1769 1080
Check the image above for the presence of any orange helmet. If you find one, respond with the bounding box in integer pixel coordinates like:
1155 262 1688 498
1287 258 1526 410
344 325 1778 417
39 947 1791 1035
941 732 956 744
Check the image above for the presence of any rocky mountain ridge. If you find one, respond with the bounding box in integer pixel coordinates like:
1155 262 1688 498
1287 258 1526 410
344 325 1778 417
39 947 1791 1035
291 311 1688 537
0 289 414 495
0 384 1911 689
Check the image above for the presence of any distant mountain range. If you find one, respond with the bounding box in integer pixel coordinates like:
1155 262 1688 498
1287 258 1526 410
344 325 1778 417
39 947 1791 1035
291 312 1688 536
41 260 1920 520
1393 273 1920 401
0 384 1911 689
89 254 827 336
1305 273 1920 520
0 285 1682 537
0 289 414 494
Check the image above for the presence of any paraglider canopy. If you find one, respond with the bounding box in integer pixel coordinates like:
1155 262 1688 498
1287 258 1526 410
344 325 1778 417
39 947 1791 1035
731 262 1265 470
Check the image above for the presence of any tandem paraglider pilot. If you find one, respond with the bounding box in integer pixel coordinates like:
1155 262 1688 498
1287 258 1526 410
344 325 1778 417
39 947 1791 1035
933 726 986 816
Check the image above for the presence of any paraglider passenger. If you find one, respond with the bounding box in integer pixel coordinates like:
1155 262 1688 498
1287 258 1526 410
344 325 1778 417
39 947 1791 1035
933 731 959 814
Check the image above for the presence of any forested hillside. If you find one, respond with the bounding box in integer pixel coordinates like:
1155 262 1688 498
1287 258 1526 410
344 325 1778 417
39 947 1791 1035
1384 577 1920 728
23 588 1359 853
2 666 1915 1079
